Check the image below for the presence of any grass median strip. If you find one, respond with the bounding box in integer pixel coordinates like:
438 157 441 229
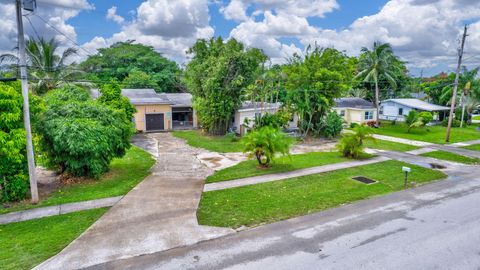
198 160 446 228
420 150 480 165
1 146 155 215
363 139 419 152
0 208 108 270
463 144 480 152
172 130 243 153
206 151 372 183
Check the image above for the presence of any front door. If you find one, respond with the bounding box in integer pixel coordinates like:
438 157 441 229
145 114 164 131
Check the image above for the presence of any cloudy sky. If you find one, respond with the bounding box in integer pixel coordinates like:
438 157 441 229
1 0 480 76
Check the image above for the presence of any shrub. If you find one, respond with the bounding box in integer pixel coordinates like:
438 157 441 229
336 125 373 159
0 82 43 202
406 111 433 132
319 111 343 138
224 132 239 142
366 120 377 127
254 110 292 130
350 122 359 129
442 117 461 128
37 86 134 178
242 126 294 167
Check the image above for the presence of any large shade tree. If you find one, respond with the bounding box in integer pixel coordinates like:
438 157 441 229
184 37 267 135
80 41 182 92
356 42 402 124
0 38 81 94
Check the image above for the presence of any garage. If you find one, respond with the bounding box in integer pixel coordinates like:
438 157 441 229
145 113 164 131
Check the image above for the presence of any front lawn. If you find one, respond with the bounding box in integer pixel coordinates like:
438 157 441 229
364 139 419 152
198 160 446 228
420 150 480 165
373 122 480 144
206 151 369 183
172 130 243 153
0 208 107 270
463 144 480 151
1 146 155 214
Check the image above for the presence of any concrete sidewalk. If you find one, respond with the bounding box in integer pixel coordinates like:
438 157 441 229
204 156 389 192
34 133 234 270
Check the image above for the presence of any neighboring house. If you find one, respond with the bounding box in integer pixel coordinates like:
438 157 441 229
379 98 450 122
333 97 376 125
232 101 298 135
91 89 197 132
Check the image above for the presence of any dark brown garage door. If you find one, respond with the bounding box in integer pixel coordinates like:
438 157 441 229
145 114 164 131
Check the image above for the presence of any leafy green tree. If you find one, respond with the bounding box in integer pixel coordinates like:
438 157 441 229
0 81 43 202
98 83 136 120
283 47 355 136
242 126 294 167
37 86 134 178
0 38 82 94
185 37 267 135
405 111 433 132
81 41 181 92
336 125 373 159
319 111 343 138
356 42 402 124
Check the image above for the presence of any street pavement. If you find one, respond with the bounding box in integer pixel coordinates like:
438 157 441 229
86 169 480 270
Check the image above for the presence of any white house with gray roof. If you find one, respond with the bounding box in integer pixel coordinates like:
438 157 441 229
379 98 450 122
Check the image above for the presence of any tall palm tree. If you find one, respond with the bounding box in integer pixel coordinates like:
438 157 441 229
0 37 82 94
356 42 399 124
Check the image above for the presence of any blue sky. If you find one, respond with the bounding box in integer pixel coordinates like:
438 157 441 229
1 0 480 76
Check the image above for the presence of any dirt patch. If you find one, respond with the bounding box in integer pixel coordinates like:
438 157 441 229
201 157 223 169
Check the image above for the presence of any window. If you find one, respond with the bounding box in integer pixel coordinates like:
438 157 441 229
340 110 345 117
398 108 403 116
365 111 373 120
379 106 384 115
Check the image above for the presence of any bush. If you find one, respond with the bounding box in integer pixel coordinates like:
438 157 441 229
366 120 377 127
350 122 359 129
242 126 294 167
0 82 43 202
319 111 343 138
336 125 373 159
254 110 292 130
37 86 134 178
406 111 433 132
224 132 239 142
442 117 461 128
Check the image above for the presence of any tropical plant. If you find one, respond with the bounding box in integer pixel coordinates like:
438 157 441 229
184 37 267 135
0 37 82 94
37 86 134 178
356 42 402 125
242 126 294 167
318 111 344 139
347 88 369 99
253 110 292 130
337 125 373 159
0 81 43 202
405 111 433 132
283 47 356 136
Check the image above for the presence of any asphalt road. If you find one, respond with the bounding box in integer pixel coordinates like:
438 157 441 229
87 170 480 270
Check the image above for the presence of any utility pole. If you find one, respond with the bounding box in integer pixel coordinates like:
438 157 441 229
446 25 468 143
15 0 38 203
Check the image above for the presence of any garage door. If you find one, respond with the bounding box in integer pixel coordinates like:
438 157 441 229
145 114 164 131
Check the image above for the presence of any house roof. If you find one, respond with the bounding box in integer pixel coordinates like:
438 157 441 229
382 98 450 111
159 93 192 107
90 89 195 106
334 98 375 109
238 101 281 112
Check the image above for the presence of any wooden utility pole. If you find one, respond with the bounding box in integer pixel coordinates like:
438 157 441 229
15 0 38 203
446 25 468 143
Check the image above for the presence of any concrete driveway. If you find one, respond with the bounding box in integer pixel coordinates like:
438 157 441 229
35 133 234 270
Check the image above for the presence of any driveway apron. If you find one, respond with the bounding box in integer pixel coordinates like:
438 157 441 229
35 133 234 270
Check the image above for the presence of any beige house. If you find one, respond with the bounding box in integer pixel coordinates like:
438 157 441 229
91 89 197 132
333 97 376 125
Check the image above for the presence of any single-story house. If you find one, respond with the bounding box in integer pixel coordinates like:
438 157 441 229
379 98 450 122
232 101 298 135
91 89 197 132
333 97 376 125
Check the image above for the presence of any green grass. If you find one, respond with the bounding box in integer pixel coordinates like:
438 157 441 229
1 146 155 215
172 130 243 153
198 160 446 228
0 208 108 270
206 151 370 183
463 144 480 151
363 139 420 152
420 150 480 165
373 122 480 144
472 116 480 121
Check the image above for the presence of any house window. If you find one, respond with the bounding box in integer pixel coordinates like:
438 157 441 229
398 108 403 116
365 111 373 120
340 110 345 117
379 106 384 115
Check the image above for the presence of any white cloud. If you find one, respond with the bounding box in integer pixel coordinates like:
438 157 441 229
106 6 125 24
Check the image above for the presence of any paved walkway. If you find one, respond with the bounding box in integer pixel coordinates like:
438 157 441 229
35 133 234 270
372 134 434 146
204 156 389 192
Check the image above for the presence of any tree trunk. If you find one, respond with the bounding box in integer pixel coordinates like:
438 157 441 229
460 92 466 128
374 79 380 126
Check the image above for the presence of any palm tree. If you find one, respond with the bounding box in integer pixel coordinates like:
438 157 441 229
356 42 399 125
0 37 82 94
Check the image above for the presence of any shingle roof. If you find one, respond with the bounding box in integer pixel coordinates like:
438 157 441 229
382 98 450 111
334 98 375 109
159 93 192 107
121 89 172 105
238 101 281 111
